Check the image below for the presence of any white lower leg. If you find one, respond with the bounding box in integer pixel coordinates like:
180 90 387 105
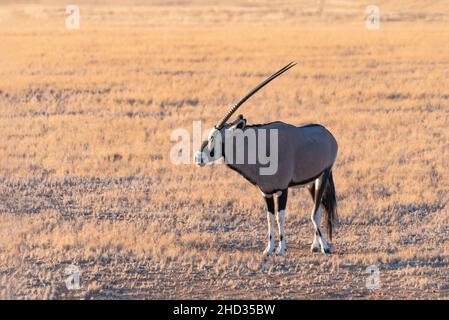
275 210 286 255
311 205 321 251
317 232 330 253
263 211 276 255
311 205 330 253
311 234 320 252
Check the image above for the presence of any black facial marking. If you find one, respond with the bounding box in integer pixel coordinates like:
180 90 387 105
280 234 284 241
316 229 322 237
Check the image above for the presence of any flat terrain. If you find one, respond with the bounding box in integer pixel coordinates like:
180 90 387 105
0 0 448 299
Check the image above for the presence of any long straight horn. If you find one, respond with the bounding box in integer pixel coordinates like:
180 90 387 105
215 62 297 129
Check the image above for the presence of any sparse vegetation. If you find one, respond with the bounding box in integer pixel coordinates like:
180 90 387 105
0 0 448 299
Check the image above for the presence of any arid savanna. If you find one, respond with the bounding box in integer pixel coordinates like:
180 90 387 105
0 0 448 299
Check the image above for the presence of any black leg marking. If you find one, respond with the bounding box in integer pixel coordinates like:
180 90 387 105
277 189 288 212
264 196 275 215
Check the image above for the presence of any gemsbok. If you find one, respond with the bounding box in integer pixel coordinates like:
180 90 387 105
194 62 338 256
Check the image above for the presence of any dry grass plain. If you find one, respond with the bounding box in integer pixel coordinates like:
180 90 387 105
0 0 448 299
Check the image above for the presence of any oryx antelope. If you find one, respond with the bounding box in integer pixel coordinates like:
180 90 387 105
194 62 338 255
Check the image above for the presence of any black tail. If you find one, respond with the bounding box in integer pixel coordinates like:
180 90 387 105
321 169 338 241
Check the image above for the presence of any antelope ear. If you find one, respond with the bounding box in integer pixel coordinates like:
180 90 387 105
229 116 246 132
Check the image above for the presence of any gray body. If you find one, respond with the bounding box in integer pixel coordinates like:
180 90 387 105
225 122 338 194
194 62 339 255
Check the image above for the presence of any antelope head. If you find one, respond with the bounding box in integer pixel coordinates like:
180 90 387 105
194 116 247 166
194 62 296 167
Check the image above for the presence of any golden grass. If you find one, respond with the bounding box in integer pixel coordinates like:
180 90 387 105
0 1 448 299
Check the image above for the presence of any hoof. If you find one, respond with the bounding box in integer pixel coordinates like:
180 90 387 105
275 246 286 256
263 245 275 256
321 247 332 254
311 246 320 253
